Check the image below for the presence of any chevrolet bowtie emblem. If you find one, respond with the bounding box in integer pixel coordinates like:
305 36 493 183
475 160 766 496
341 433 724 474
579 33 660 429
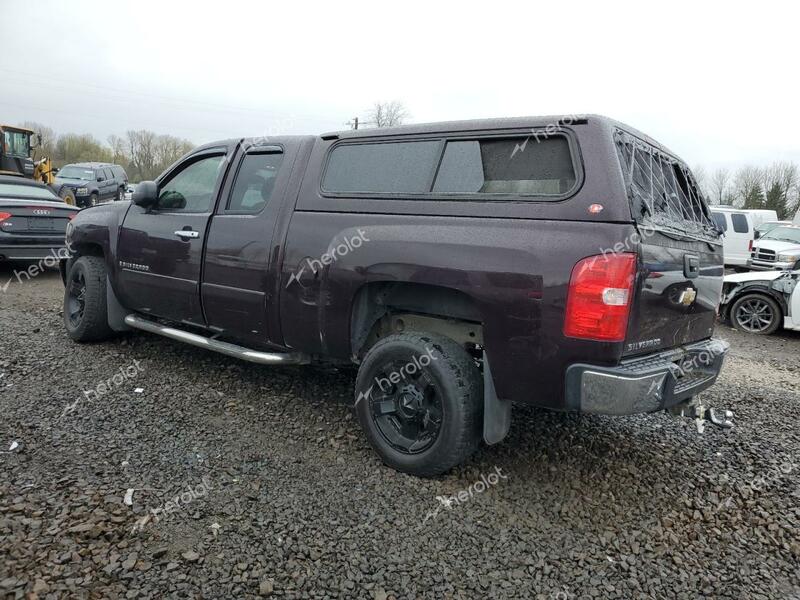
679 288 697 306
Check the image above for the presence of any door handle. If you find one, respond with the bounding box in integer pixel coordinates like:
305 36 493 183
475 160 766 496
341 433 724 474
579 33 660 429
174 230 199 240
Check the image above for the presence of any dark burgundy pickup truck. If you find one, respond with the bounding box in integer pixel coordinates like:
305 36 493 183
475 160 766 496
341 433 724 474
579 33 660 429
62 115 729 476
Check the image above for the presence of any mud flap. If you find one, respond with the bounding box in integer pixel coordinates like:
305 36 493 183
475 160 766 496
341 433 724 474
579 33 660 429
106 277 131 332
483 353 511 445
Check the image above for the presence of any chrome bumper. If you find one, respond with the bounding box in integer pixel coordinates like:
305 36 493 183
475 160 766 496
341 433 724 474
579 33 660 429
565 339 729 415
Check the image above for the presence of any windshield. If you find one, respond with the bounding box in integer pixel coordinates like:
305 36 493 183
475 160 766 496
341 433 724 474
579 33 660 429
763 227 800 244
59 166 95 180
2 131 31 158
0 182 59 201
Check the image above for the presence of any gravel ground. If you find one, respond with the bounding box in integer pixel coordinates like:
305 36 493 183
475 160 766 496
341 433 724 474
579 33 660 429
1 263 799 599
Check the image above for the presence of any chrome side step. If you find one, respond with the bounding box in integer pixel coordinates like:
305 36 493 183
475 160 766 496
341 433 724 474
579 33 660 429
123 314 310 366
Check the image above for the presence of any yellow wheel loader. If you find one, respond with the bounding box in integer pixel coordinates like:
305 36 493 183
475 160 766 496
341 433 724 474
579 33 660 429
0 124 69 204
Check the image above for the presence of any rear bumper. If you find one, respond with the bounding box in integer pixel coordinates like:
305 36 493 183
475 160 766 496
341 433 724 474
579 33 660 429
0 244 70 261
565 338 729 415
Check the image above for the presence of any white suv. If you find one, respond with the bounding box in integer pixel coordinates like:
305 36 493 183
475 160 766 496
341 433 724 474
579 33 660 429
748 225 800 271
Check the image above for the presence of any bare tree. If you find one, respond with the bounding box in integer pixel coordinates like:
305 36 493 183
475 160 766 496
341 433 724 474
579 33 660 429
710 168 731 206
126 130 157 181
733 166 765 209
107 134 128 165
749 161 800 219
367 101 409 128
21 121 57 158
153 135 193 174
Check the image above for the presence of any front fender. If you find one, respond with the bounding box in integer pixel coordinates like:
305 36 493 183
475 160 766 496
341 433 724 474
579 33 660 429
68 201 132 277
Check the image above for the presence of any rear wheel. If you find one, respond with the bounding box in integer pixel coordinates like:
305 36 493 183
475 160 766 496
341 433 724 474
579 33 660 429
64 256 115 342
730 293 782 335
354 332 483 477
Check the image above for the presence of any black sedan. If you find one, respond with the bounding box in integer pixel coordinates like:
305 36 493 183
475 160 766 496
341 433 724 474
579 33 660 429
0 175 78 261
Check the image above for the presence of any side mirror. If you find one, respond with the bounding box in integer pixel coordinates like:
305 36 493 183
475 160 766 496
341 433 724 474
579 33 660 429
754 231 761 239
97 176 105 182
132 181 158 207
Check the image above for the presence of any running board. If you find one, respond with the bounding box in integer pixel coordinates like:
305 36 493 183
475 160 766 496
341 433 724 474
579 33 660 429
123 314 310 366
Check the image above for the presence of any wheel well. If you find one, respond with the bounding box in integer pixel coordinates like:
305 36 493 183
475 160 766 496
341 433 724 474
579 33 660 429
350 282 484 359
61 243 104 284
728 289 785 320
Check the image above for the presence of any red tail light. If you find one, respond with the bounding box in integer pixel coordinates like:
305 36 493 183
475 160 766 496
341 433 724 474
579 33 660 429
563 253 637 342
0 212 11 223
748 240 753 252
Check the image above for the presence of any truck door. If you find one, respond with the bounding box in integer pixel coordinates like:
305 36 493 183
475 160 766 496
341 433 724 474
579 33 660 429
116 148 229 325
201 143 294 347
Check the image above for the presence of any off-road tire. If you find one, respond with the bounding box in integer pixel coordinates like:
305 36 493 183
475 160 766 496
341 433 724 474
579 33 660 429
60 188 76 206
63 256 115 342
355 332 483 477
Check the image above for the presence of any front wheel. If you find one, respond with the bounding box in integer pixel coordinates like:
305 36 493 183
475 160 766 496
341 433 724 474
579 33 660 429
60 188 76 206
117 186 125 201
89 193 99 207
354 332 483 477
730 293 782 335
64 256 115 342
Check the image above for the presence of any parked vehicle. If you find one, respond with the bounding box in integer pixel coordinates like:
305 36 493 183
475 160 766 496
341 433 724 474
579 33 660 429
710 207 778 267
748 225 800 271
54 162 128 208
0 124 58 190
0 175 78 261
721 269 800 334
754 220 792 239
61 115 729 476
123 183 137 202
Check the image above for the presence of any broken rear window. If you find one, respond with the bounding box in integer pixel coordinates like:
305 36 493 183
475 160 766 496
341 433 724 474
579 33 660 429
615 130 719 240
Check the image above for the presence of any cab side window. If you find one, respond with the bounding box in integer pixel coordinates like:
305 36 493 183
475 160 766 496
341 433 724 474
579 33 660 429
711 212 728 233
157 155 225 212
227 152 284 213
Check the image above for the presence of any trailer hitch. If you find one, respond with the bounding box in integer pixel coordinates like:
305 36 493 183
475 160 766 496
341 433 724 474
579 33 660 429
669 398 734 432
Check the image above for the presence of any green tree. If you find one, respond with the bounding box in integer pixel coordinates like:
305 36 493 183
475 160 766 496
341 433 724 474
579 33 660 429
742 183 765 209
764 182 788 219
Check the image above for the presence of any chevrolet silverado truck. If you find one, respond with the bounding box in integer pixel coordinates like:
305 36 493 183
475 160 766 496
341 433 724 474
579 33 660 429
61 115 730 477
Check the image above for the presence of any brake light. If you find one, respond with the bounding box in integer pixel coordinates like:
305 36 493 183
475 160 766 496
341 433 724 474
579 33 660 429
563 253 637 342
748 240 753 252
0 212 10 223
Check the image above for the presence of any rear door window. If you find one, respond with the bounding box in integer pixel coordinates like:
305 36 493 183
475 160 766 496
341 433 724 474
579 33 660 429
322 141 441 194
731 213 750 233
226 152 284 213
433 137 576 195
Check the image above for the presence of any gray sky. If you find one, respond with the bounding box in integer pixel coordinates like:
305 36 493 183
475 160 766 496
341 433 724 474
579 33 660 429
2 0 798 171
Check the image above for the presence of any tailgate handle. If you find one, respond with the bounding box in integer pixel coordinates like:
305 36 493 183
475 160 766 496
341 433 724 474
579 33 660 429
684 255 700 279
